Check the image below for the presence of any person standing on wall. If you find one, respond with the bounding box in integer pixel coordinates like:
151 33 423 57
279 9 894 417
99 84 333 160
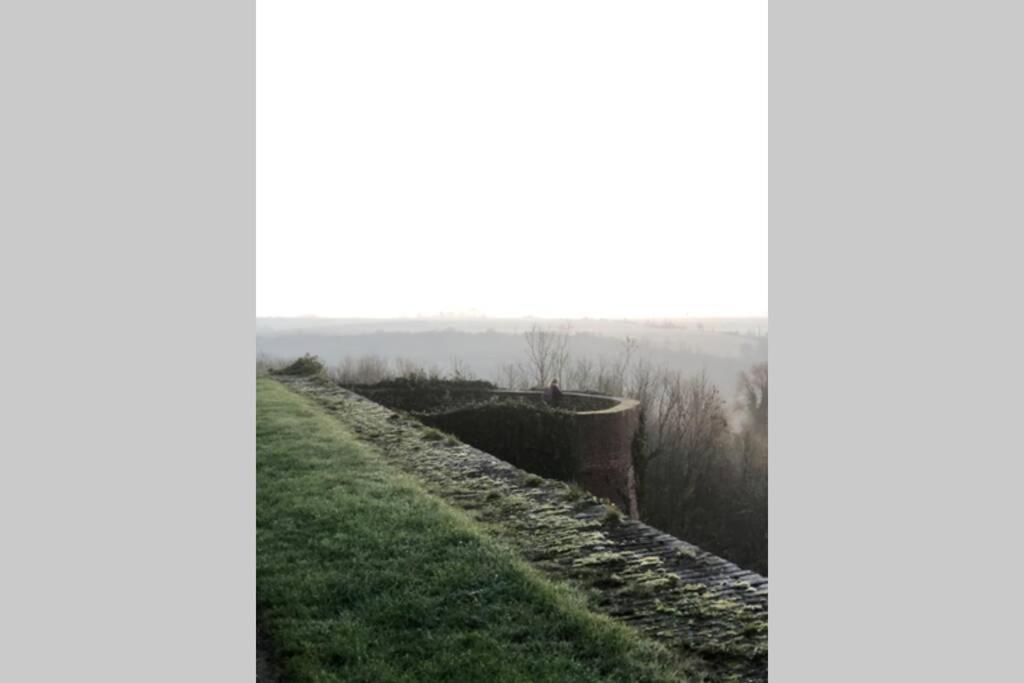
544 378 563 407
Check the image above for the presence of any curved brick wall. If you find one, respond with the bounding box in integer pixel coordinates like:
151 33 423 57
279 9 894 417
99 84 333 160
349 384 642 518
569 396 641 518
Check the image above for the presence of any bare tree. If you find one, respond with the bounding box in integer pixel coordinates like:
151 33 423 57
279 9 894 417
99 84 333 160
626 356 656 407
734 362 768 478
620 336 639 381
256 352 286 376
582 337 640 396
499 361 530 390
356 355 390 383
523 325 571 388
567 356 595 392
644 369 729 502
333 357 358 383
610 336 639 395
333 354 395 384
394 357 425 380
593 355 620 396
449 356 475 380
425 363 443 381
737 362 768 436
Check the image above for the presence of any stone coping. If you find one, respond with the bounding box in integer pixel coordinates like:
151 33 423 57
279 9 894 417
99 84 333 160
490 389 641 415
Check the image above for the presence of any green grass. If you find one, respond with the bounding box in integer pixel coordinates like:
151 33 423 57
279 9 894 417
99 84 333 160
257 378 697 682
563 481 588 502
421 427 445 441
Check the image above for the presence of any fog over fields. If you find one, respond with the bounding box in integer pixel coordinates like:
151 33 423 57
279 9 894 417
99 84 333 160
257 316 767 398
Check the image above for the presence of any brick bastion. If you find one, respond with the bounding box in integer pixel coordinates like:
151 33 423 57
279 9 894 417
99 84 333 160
342 381 642 518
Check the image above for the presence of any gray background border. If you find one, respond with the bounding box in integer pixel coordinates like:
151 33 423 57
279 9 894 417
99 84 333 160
2 1 254 680
2 1 1021 680
770 1 1022 680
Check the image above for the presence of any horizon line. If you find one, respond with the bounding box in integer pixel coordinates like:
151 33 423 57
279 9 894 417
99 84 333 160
256 313 770 321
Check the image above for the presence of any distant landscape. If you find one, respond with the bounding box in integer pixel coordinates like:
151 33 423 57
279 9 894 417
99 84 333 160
259 315 769 577
257 316 768 401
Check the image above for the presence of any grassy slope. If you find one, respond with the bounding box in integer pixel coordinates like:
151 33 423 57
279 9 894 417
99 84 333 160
257 378 700 682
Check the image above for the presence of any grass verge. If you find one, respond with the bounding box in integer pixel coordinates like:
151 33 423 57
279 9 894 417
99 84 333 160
257 378 700 682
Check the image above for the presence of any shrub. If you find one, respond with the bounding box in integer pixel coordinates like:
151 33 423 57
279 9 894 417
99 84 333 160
276 353 326 377
256 353 287 376
602 507 623 526
564 482 587 502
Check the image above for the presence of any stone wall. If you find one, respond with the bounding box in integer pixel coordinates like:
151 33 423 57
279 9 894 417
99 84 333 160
571 399 642 518
347 381 641 517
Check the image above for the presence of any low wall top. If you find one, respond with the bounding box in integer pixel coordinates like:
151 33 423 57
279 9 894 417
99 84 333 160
489 390 640 415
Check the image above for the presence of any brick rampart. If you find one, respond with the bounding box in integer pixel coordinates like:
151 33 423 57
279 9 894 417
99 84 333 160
351 384 641 517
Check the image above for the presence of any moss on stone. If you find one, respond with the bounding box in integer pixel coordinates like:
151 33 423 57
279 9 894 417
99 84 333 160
573 551 629 568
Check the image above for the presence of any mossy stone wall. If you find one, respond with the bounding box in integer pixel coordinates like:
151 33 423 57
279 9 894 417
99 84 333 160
346 381 640 516
420 401 581 482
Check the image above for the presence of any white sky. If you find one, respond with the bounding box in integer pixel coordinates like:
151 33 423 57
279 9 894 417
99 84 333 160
257 1 767 319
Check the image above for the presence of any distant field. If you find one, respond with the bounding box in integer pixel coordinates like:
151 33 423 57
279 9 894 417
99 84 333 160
256 317 767 397
257 378 705 682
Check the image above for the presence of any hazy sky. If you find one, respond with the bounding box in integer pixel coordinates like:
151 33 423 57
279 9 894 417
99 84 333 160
257 1 766 319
